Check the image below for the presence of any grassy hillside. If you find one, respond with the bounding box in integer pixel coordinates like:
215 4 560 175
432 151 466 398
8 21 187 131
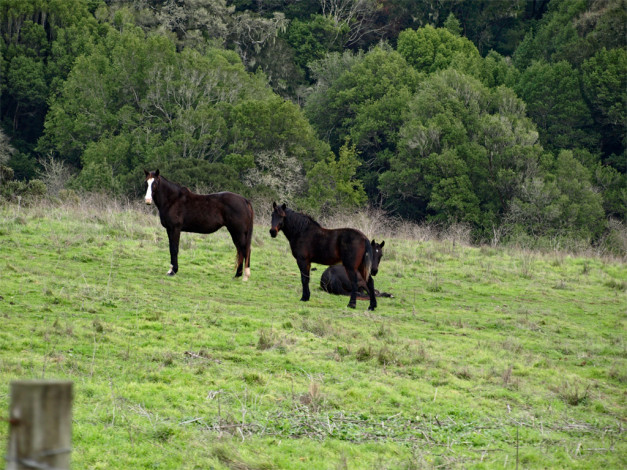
0 199 625 469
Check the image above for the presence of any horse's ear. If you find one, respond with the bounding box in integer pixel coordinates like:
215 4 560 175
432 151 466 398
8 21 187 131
281 203 287 210
371 239 376 245
155 169 160 177
380 240 385 248
144 169 149 177
272 202 277 209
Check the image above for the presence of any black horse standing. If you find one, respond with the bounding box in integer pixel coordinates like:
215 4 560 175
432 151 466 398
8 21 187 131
320 240 392 299
270 202 377 310
144 170 253 279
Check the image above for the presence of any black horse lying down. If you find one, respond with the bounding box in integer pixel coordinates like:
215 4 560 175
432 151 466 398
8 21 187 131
320 240 393 299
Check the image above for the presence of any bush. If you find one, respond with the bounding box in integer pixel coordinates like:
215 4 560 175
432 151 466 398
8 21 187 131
0 178 47 203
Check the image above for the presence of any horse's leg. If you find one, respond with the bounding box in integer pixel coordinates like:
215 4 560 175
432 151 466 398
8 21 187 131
345 267 359 309
234 249 244 278
243 224 252 281
227 227 246 279
297 258 311 301
243 203 253 281
166 227 181 276
366 274 377 311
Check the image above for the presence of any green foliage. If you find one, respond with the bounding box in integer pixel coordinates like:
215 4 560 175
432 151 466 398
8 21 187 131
507 151 606 240
513 0 589 69
0 0 624 244
514 0 626 69
381 69 542 232
581 47 627 166
155 159 246 195
307 45 422 150
552 150 606 238
0 0 99 172
516 60 598 152
303 140 367 214
284 14 344 74
397 24 480 74
305 45 422 198
593 163 627 219
443 12 461 37
41 23 327 198
455 49 520 90
0 177 46 202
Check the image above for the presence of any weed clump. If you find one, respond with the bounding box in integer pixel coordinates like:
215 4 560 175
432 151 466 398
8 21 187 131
604 278 626 291
257 328 279 350
552 380 590 406
356 346 372 362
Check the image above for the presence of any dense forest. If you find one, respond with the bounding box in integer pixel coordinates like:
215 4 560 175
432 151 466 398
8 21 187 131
0 0 625 248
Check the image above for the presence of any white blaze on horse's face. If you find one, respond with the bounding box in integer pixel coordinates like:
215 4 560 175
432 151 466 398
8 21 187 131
145 178 154 204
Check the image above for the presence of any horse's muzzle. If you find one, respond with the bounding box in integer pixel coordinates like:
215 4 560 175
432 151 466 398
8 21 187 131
145 198 152 205
371 268 378 276
269 228 278 238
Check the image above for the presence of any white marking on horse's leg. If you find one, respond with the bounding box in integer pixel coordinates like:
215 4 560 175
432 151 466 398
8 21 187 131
145 178 154 204
243 267 250 281
167 264 174 276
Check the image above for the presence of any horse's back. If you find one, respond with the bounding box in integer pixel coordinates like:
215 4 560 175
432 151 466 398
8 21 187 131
304 227 368 266
175 191 252 234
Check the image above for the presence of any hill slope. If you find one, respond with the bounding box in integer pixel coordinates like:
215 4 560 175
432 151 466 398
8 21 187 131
0 200 625 469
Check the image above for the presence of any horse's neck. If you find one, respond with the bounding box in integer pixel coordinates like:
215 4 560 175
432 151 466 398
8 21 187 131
154 179 182 207
283 212 319 240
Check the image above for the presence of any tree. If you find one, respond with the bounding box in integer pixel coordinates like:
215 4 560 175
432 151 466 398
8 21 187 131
303 140 367 213
305 45 421 198
507 150 606 239
0 0 98 177
380 69 543 232
41 20 329 197
397 24 480 74
513 0 626 69
581 47 627 167
515 60 598 153
284 14 344 77
319 0 387 48
0 126 14 167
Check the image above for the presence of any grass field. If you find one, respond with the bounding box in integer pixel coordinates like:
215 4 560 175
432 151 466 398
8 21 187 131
0 198 625 469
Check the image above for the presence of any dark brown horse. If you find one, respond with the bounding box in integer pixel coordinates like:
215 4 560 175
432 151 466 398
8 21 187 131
144 170 253 279
320 240 392 299
270 202 377 310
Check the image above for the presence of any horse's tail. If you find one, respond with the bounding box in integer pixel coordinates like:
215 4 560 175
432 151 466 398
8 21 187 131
359 238 373 282
243 199 254 279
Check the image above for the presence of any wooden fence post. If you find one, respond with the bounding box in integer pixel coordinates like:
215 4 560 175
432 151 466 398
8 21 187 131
6 380 73 470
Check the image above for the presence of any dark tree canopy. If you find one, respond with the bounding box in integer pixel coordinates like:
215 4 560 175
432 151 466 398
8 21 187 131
1 0 625 246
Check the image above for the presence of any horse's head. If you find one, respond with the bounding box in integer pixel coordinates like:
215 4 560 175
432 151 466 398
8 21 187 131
269 202 287 238
370 239 385 276
144 169 160 205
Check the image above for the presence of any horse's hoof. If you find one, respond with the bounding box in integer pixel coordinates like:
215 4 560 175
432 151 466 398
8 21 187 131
300 297 310 302
348 303 356 309
368 306 376 311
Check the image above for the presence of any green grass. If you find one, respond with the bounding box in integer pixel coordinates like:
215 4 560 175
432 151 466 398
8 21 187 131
0 199 625 469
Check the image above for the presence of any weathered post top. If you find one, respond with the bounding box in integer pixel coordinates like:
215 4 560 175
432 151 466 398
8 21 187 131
6 380 73 470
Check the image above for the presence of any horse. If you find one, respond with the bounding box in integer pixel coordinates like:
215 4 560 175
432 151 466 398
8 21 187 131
144 170 253 280
269 202 377 310
320 240 393 299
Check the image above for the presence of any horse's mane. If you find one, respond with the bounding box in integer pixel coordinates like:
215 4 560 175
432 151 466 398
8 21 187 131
285 208 321 233
159 176 191 194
